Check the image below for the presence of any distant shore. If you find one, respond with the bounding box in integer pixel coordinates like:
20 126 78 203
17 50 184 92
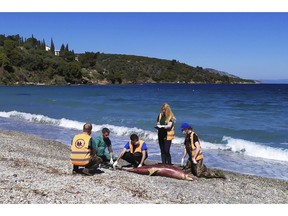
1 81 258 87
0 129 287 204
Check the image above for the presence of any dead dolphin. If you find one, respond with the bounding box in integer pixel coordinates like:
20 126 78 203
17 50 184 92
126 164 194 181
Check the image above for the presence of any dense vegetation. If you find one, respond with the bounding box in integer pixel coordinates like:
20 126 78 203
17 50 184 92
0 34 255 85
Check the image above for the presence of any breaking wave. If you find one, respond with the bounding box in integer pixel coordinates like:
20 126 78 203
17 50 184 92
1 110 288 162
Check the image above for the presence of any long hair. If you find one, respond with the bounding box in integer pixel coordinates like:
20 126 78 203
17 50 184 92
161 103 176 124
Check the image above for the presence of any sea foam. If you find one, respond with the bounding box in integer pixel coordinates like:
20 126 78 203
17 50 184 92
1 110 288 162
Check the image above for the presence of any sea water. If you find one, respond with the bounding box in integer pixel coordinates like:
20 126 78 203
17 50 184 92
0 84 287 180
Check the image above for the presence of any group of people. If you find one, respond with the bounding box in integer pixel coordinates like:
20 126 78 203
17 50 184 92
70 123 148 176
70 103 224 178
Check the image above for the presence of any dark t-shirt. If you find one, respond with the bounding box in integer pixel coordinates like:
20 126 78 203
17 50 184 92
184 132 199 154
104 137 111 147
157 114 171 139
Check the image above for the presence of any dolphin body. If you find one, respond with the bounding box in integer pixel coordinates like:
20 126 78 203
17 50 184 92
126 164 194 181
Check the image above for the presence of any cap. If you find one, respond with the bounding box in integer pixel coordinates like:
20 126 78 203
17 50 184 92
180 123 191 131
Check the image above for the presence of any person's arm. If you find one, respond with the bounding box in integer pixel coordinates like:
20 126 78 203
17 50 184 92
113 148 127 168
157 114 160 125
181 148 187 166
156 114 163 129
182 148 187 158
105 138 114 161
89 139 97 156
94 137 100 150
113 142 129 167
139 150 146 166
138 142 148 167
115 148 126 162
108 145 113 156
108 145 114 164
192 141 200 164
162 121 173 129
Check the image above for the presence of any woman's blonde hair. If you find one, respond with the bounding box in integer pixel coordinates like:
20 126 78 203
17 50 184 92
161 103 176 123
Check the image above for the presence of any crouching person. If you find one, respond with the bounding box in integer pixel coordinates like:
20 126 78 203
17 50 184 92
180 123 225 179
95 127 116 165
113 134 148 169
70 123 102 176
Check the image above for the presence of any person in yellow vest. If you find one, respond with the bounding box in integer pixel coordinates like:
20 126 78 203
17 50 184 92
113 134 148 168
180 123 225 179
70 123 102 176
156 103 176 164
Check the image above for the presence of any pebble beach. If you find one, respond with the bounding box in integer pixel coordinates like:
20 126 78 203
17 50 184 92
0 130 288 204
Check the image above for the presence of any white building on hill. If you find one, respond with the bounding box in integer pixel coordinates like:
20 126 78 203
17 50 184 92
45 46 60 56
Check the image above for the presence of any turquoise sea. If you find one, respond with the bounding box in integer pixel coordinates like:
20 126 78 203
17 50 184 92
0 84 287 180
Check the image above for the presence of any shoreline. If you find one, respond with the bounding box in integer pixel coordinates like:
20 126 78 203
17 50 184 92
0 82 258 87
1 82 258 87
0 129 287 204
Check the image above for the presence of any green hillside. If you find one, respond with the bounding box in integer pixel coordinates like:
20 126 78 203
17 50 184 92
0 34 255 85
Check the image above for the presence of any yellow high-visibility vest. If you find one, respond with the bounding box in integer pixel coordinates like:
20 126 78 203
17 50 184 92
189 132 203 161
129 140 145 154
158 113 175 140
70 133 91 166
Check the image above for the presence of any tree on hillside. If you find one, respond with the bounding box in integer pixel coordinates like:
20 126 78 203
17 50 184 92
60 43 65 52
24 36 39 50
3 39 17 56
0 34 256 85
50 38 55 54
10 49 23 66
0 52 10 70
23 52 44 71
78 52 98 68
55 61 82 83
58 43 75 62
0 34 5 46
41 39 46 50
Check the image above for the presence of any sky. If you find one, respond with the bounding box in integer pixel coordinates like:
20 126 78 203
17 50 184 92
1 1 288 81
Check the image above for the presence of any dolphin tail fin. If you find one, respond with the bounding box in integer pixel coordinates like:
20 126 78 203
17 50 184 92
148 168 157 176
185 174 194 181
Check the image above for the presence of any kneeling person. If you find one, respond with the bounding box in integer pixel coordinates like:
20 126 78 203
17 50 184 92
180 123 225 179
113 134 148 168
70 123 102 176
95 127 116 165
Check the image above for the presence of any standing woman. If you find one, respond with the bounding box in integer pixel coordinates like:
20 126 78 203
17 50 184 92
156 103 176 164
